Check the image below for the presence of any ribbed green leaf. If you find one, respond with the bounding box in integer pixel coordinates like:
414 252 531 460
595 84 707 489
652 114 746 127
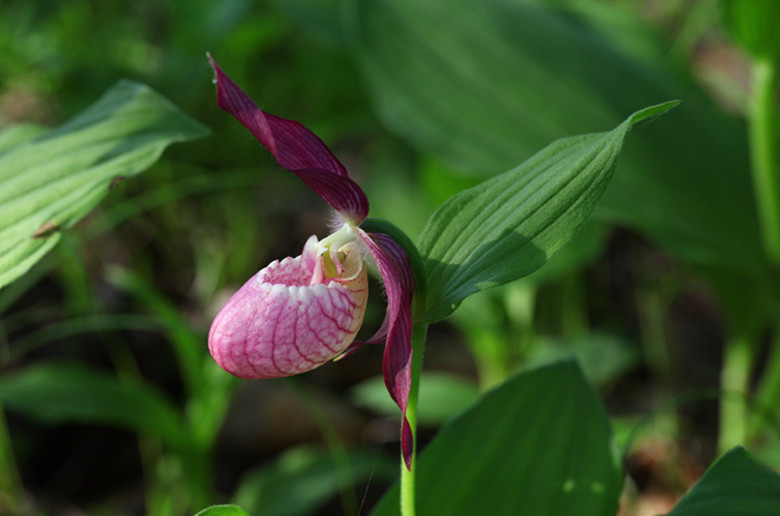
667 447 780 516
0 123 46 154
0 362 185 449
350 0 765 278
370 360 621 516
419 102 677 321
0 80 208 289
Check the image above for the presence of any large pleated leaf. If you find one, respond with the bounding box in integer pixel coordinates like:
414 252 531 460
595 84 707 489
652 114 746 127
0 362 186 448
350 0 766 278
419 102 676 322
370 360 621 515
0 80 208 289
667 447 780 516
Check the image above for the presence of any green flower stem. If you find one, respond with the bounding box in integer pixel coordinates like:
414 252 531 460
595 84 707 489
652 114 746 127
718 332 755 452
401 322 428 516
748 57 780 265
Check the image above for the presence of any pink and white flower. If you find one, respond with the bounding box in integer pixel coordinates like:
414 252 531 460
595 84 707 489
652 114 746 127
207 55 415 468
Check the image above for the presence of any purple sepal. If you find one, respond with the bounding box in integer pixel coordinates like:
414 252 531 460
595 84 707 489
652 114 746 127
337 316 387 360
208 54 369 225
357 229 415 469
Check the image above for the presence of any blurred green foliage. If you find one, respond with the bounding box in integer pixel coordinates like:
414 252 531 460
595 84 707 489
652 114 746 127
0 1 392 514
2 0 780 514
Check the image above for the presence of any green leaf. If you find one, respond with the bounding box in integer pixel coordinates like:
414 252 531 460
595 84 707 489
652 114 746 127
667 447 780 516
0 123 47 154
370 360 621 516
234 445 397 516
350 0 766 279
0 362 185 449
523 220 607 285
351 372 480 426
0 80 208 289
194 505 251 516
418 102 677 321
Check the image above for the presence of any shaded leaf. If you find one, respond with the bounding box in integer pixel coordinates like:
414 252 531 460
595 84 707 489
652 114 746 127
418 102 677 321
371 360 621 516
0 80 208 289
0 362 185 449
667 447 780 516
350 0 765 278
523 220 607 285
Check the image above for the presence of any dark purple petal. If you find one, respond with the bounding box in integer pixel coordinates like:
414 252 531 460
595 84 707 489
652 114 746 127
208 54 369 224
357 229 415 469
294 169 370 228
337 300 390 359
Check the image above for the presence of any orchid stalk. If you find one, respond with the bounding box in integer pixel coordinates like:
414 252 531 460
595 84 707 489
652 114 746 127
206 54 421 484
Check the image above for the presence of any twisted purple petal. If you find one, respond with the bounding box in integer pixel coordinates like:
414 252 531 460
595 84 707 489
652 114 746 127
357 229 415 469
208 54 369 225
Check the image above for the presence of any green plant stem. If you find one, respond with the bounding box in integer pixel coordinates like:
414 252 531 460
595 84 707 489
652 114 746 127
103 335 174 515
636 285 673 383
287 377 357 516
0 406 23 515
718 332 755 452
181 364 237 512
401 322 428 516
471 332 510 390
748 57 780 265
751 331 780 435
560 273 587 340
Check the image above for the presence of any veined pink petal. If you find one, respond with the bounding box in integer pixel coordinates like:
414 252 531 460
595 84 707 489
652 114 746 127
209 237 368 379
208 54 369 225
357 229 415 469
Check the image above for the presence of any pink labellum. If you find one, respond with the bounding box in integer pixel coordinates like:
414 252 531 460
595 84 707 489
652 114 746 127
208 54 369 225
209 237 368 379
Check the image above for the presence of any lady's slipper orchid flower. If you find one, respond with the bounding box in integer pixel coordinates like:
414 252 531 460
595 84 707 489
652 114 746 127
207 55 415 468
